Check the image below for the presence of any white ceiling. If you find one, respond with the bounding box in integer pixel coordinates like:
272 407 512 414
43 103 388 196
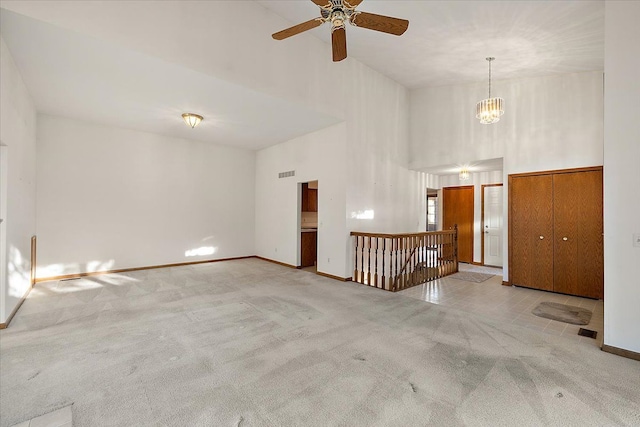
259 0 604 88
0 8 341 150
0 1 604 154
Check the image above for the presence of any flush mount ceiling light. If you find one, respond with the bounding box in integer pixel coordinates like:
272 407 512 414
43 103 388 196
476 57 504 124
459 168 470 181
182 113 203 128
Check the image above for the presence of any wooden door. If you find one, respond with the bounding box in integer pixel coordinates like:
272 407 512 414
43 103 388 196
553 170 603 298
443 186 474 264
483 185 503 267
509 175 554 291
300 231 317 267
308 189 318 212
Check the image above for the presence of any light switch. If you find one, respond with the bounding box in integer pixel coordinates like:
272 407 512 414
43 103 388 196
634 233 640 248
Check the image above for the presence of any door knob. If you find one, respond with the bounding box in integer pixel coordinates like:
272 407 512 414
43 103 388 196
563 237 568 241
539 236 544 240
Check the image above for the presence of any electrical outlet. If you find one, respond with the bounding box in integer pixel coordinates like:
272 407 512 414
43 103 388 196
634 233 640 248
327 258 330 263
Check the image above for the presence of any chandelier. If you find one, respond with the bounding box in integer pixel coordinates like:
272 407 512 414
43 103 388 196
459 168 470 181
476 57 504 124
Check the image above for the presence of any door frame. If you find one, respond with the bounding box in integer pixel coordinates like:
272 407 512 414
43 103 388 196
481 183 503 266
298 180 318 270
426 188 438 232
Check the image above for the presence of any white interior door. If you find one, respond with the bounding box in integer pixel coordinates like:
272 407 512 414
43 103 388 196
483 185 503 267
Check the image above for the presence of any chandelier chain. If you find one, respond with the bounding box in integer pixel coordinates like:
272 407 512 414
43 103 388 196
488 59 492 98
476 56 503 124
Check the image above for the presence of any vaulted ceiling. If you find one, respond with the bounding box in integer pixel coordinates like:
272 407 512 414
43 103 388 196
0 1 604 150
259 0 604 88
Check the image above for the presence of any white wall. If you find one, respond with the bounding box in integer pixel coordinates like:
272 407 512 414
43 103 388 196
256 58 426 279
0 37 37 323
410 71 604 173
255 123 347 278
603 1 640 354
410 72 604 278
346 61 426 237
36 115 255 277
3 1 427 280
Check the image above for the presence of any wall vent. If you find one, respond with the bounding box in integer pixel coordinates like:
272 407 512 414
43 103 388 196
278 170 295 179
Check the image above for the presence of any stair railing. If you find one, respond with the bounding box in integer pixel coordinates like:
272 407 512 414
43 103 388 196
351 226 458 292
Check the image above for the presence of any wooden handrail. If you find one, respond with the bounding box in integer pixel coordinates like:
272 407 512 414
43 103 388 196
350 230 456 238
351 227 458 292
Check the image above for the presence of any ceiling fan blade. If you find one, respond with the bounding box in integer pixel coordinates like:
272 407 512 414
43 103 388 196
351 11 409 36
332 27 347 62
272 18 324 40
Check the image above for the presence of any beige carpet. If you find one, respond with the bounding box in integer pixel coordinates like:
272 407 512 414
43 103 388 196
1 258 639 426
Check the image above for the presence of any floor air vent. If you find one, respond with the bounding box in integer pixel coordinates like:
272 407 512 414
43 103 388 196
578 328 597 339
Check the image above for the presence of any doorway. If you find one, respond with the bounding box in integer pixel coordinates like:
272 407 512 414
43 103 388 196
442 186 474 264
300 180 318 272
426 188 438 231
482 184 503 267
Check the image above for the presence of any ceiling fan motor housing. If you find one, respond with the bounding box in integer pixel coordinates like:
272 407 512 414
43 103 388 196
330 10 347 30
323 1 358 32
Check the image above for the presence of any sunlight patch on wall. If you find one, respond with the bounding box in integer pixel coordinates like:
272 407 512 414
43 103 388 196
351 210 375 220
37 259 115 278
8 245 29 298
86 260 116 273
185 246 217 257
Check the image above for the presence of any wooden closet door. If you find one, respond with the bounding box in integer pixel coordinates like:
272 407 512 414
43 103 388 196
553 170 603 298
443 186 474 264
510 175 554 291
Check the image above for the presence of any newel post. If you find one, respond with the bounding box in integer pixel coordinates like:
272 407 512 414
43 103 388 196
453 224 459 272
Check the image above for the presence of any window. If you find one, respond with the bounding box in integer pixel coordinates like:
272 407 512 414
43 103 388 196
427 195 438 231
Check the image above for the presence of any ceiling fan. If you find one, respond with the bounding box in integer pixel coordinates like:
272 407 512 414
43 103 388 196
272 0 409 62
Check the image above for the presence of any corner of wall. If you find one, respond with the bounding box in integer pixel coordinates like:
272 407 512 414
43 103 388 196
0 35 38 323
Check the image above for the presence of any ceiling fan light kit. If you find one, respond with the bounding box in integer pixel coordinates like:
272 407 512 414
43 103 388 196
272 0 409 62
476 57 505 124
